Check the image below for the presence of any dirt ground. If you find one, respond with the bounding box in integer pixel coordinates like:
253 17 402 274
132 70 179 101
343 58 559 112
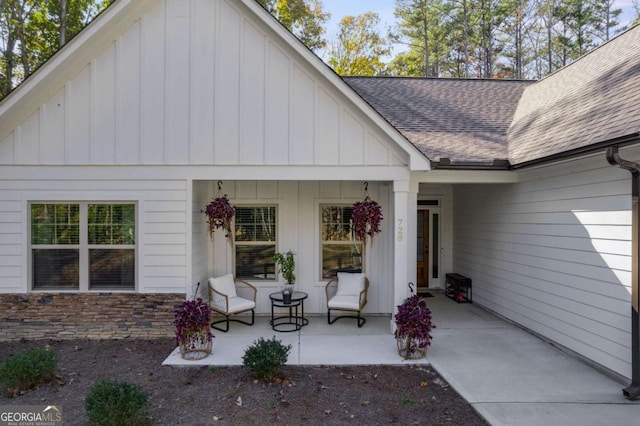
0 338 488 425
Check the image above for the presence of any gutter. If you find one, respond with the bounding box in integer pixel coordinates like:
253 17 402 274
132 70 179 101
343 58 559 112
606 146 640 400
513 133 640 170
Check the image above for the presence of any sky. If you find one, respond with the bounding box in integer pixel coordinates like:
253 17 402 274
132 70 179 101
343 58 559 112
321 0 638 40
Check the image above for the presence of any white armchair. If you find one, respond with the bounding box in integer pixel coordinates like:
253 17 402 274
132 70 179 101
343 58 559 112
208 274 257 332
325 272 369 327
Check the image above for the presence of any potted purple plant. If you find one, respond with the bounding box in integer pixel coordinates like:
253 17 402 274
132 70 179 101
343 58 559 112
352 197 383 246
394 294 435 360
173 298 213 360
202 194 235 241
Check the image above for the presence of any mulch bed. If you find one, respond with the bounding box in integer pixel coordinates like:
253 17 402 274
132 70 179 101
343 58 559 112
0 338 488 425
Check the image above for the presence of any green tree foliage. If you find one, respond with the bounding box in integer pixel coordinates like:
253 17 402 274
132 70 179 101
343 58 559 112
390 0 628 79
256 0 330 52
326 12 391 76
0 0 112 99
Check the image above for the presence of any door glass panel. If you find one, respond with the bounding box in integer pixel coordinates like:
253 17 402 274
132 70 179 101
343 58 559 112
417 211 424 261
432 213 439 278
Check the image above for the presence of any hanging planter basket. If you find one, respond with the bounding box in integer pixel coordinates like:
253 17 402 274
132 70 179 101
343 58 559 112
352 182 383 247
202 181 235 242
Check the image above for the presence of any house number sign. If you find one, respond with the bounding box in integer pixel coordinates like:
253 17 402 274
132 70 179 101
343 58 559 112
397 218 404 241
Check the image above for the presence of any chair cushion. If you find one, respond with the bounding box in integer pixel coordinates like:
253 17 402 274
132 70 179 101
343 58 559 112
336 272 365 296
328 295 361 310
209 274 237 298
227 296 256 314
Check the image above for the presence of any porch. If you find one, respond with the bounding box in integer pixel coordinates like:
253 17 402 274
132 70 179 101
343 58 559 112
164 291 640 426
164 293 465 367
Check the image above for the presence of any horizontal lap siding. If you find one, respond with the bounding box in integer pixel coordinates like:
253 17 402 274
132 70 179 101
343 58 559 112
0 178 187 294
453 162 633 378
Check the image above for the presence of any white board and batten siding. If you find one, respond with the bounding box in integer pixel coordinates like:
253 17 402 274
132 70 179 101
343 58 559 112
453 154 635 378
0 178 188 295
0 0 406 169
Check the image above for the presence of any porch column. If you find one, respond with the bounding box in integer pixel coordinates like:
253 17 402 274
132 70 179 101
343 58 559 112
392 179 418 327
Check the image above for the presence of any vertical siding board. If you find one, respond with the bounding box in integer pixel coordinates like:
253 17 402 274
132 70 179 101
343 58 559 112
366 133 389 165
67 66 91 164
164 0 190 164
265 43 289 164
140 2 166 164
239 20 266 165
290 65 314 164
315 88 339 165
116 22 142 164
340 111 365 165
214 0 241 164
453 163 634 377
41 89 65 164
0 131 15 164
91 45 116 164
15 112 40 164
189 0 216 164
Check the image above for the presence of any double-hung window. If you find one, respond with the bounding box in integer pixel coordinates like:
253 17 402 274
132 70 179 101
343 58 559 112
30 203 136 290
234 206 276 280
320 205 363 279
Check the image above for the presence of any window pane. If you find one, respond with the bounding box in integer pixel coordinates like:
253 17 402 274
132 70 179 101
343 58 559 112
31 204 79 245
89 249 135 289
88 204 135 245
321 206 355 241
32 249 79 289
322 243 362 279
235 207 276 242
236 245 276 280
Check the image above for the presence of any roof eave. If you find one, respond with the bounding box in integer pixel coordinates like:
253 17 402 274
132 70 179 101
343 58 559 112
510 132 640 170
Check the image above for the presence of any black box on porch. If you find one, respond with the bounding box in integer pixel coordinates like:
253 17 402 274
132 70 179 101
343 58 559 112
445 273 472 303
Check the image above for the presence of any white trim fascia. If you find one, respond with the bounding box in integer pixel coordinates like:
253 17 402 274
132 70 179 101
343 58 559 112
239 0 431 172
0 0 159 140
412 169 520 184
0 165 412 182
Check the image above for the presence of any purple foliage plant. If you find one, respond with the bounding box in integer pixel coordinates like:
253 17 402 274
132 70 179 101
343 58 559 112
351 197 383 246
202 195 235 240
173 298 213 347
394 294 435 358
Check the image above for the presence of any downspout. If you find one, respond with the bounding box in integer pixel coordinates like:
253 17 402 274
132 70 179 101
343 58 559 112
606 146 640 400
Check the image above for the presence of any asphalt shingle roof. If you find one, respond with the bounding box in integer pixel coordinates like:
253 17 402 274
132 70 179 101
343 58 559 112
509 26 640 165
344 77 532 163
345 25 640 167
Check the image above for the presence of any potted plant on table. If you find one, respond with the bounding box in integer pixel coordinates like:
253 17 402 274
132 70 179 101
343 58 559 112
173 298 213 360
274 250 296 303
394 294 435 360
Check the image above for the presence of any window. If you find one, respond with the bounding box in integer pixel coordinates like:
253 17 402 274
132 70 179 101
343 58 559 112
30 203 136 290
320 205 362 279
234 206 276 280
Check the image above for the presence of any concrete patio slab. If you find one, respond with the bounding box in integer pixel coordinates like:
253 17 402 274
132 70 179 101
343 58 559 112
162 292 640 425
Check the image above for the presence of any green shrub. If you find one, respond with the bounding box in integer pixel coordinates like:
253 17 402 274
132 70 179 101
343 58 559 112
85 379 152 426
242 336 292 382
0 348 56 394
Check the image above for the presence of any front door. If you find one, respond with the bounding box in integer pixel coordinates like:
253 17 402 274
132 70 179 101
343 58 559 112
416 210 429 291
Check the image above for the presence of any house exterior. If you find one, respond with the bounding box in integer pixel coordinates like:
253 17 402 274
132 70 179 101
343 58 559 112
0 0 639 382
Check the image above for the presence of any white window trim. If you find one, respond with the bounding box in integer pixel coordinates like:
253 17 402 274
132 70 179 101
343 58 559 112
28 201 137 292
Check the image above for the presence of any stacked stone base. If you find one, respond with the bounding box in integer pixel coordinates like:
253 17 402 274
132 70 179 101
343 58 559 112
0 293 185 341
